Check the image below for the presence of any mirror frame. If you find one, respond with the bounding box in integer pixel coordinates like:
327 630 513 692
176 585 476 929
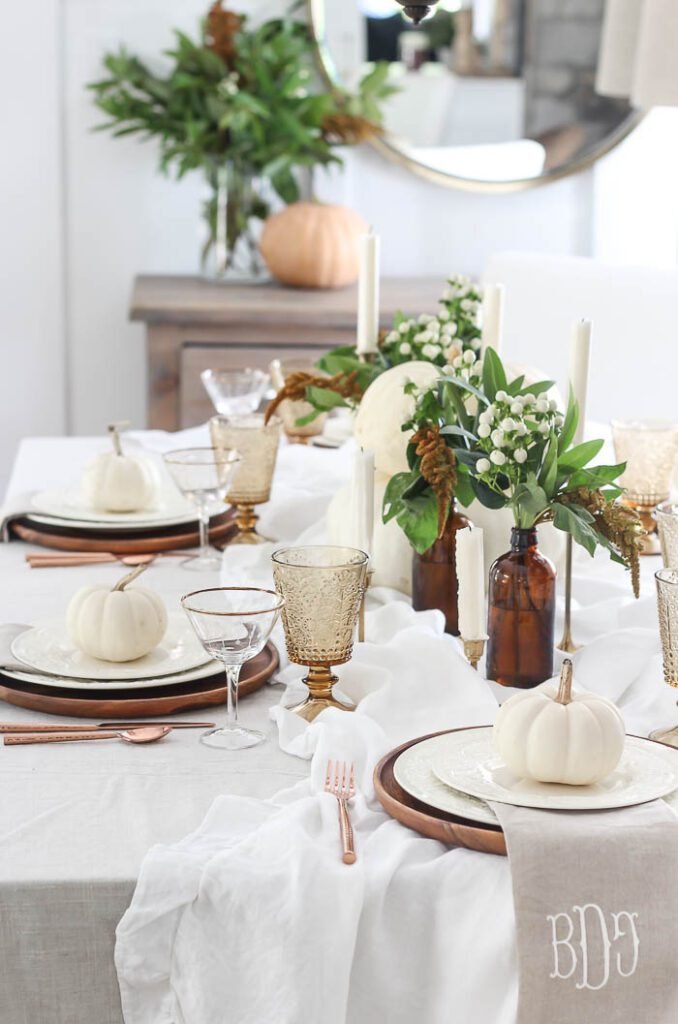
307 0 644 192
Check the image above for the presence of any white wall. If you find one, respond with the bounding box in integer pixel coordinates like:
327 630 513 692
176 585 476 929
0 0 675 489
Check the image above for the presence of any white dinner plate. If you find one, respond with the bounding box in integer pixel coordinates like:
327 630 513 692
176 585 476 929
0 657 221 692
393 728 678 818
30 487 195 528
430 727 678 812
11 615 211 682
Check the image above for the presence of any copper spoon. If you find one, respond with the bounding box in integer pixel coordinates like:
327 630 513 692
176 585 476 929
4 725 172 746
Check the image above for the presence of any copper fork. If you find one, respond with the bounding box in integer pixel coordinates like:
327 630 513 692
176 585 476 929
324 759 357 865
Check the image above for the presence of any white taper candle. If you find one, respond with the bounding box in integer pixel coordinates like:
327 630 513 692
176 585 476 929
457 526 486 641
348 448 375 558
480 283 504 356
356 230 380 355
569 320 592 445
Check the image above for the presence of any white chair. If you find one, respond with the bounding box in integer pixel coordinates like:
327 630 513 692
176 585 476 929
483 251 678 423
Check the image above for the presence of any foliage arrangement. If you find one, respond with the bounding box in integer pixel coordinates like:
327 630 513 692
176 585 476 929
383 348 644 595
89 4 395 268
273 274 483 423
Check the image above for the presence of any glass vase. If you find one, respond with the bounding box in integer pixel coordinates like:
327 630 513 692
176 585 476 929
201 163 269 283
486 527 555 688
411 501 471 635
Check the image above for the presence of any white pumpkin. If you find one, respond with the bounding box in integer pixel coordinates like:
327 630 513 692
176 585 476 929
354 361 441 477
67 565 168 662
82 424 159 513
494 660 625 786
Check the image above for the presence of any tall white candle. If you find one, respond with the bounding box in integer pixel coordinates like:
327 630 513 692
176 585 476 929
356 230 380 355
480 283 504 356
457 527 486 641
348 448 375 558
569 320 592 445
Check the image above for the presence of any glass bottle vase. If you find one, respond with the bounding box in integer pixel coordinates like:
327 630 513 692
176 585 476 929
201 163 269 283
486 527 555 688
411 501 471 636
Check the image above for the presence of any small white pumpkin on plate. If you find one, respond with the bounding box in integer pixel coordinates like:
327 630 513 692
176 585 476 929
66 564 168 663
82 423 159 513
493 660 625 786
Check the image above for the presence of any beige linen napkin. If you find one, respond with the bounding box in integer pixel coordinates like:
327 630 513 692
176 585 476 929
491 799 678 1024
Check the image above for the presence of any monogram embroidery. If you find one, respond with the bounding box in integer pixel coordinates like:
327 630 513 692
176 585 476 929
547 905 640 990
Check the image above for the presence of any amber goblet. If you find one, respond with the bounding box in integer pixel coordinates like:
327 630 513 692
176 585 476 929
210 414 280 545
271 545 368 721
612 420 678 555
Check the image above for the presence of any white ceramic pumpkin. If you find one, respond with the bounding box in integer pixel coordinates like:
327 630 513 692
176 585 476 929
493 660 625 786
67 565 168 662
354 361 441 477
82 424 159 513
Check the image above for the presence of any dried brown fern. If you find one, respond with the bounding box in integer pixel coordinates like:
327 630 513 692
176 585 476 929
264 370 363 424
321 113 382 145
559 487 644 598
412 425 457 539
205 3 242 64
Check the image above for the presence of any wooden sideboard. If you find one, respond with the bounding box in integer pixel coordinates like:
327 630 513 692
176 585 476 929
130 275 443 430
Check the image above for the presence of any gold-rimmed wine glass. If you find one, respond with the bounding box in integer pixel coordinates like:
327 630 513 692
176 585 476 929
271 545 368 722
209 413 280 544
163 447 241 572
181 587 284 749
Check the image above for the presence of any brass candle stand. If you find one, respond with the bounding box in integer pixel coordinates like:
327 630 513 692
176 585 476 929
462 637 486 670
358 570 374 643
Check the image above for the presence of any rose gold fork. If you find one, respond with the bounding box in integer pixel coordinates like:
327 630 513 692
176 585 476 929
324 759 357 865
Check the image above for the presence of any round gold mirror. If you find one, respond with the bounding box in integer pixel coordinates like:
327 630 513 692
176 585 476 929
308 0 642 191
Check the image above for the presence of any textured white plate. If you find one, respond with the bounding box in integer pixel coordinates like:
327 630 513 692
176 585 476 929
394 728 678 818
431 727 678 811
11 615 211 682
30 488 195 528
1 657 220 692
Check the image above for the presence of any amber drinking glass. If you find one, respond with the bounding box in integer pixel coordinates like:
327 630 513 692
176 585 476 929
412 501 471 636
656 503 678 569
269 358 328 444
486 527 556 688
612 420 678 555
210 413 280 544
650 569 678 748
271 545 368 721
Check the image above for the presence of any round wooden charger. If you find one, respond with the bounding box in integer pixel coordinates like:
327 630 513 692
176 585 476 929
10 510 235 554
0 642 279 719
374 728 507 856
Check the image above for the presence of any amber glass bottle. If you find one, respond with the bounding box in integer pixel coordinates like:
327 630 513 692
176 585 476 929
486 527 555 688
412 501 471 636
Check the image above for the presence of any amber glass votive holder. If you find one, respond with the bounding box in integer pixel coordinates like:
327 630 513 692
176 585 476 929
650 568 678 748
271 545 368 721
612 420 678 556
210 414 280 545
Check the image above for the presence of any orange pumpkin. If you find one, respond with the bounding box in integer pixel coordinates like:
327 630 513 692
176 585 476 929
260 202 368 289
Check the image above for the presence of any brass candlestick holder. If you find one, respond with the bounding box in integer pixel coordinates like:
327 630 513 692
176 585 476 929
358 569 374 643
272 545 368 722
462 637 486 670
209 413 280 545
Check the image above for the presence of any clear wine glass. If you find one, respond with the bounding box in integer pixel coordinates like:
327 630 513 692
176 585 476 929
163 447 240 572
181 587 285 749
201 368 270 418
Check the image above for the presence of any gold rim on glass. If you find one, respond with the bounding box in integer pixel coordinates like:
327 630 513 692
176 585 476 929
163 446 241 467
181 586 285 616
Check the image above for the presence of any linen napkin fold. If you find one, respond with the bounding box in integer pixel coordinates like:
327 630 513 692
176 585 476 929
491 799 678 1024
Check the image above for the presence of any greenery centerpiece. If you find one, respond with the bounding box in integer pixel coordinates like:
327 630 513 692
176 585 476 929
265 273 483 425
89 3 394 281
383 347 644 594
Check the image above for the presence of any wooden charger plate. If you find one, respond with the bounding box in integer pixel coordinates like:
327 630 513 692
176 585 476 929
0 642 279 719
374 728 507 856
10 510 236 554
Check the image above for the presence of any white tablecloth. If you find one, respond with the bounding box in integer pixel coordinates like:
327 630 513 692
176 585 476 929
1 432 675 1024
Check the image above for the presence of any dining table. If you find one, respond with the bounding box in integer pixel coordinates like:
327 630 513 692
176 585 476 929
1 429 676 1024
